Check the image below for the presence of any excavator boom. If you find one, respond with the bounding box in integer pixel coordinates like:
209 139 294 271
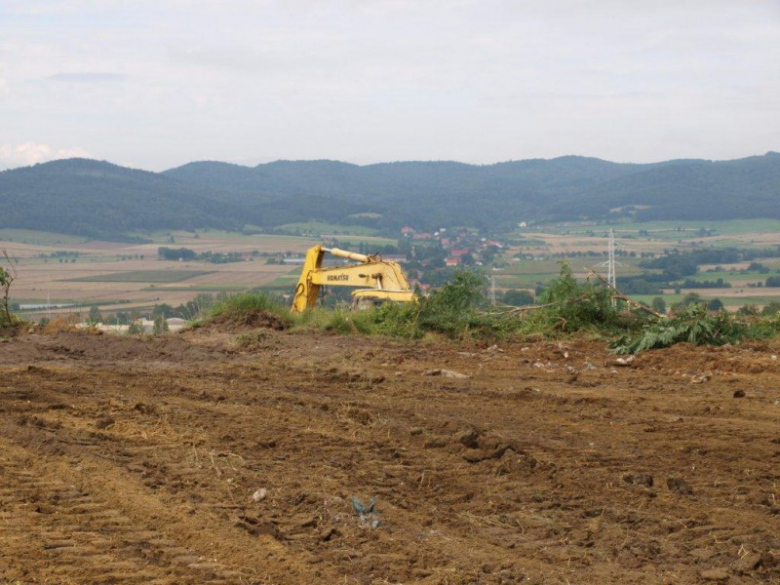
291 245 415 313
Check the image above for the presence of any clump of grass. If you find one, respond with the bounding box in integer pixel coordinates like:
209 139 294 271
232 329 283 350
323 309 377 335
205 292 292 330
41 315 80 334
290 306 395 336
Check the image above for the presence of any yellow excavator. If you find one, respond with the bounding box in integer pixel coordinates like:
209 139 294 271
291 245 416 313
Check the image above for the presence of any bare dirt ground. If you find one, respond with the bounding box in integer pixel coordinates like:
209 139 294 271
2 326 780 584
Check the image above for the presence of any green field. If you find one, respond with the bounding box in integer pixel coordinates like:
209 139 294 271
6 221 780 315
65 270 214 283
0 229 90 246
719 295 780 306
541 219 780 238
329 236 398 247
679 270 768 284
121 228 398 249
274 221 380 236
264 274 301 288
123 229 319 244
628 293 780 309
629 294 687 306
141 284 251 292
493 256 646 289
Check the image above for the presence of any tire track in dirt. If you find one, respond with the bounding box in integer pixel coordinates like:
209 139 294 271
0 362 562 583
4 334 780 584
273 351 780 583
0 440 247 584
0 366 334 585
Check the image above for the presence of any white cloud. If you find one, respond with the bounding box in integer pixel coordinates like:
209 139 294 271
0 1 778 168
47 72 126 83
0 142 92 169
55 146 93 159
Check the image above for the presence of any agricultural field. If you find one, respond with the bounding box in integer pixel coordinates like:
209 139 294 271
274 221 381 236
498 220 780 310
538 219 780 242
492 258 647 289
0 230 310 318
1 325 780 583
64 270 216 284
4 219 780 320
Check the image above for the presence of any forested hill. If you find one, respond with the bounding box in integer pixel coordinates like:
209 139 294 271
1 153 778 238
0 159 363 239
549 152 780 221
0 159 241 239
163 157 644 228
165 153 780 228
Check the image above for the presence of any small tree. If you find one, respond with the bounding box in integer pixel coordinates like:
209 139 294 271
672 292 702 312
651 297 666 315
0 250 18 327
761 301 780 317
151 303 174 319
530 263 620 334
88 305 103 324
153 315 169 335
737 304 760 317
128 321 144 335
413 270 489 337
503 289 534 307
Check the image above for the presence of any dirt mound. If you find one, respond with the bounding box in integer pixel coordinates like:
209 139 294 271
200 309 289 333
0 331 221 364
0 322 28 338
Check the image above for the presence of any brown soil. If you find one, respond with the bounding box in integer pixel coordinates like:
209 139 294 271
202 309 290 333
2 330 780 584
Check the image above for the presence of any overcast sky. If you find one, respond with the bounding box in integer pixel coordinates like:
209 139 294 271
1 0 778 171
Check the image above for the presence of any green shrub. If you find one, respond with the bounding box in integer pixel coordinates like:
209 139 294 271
520 263 628 336
413 271 492 338
299 270 500 340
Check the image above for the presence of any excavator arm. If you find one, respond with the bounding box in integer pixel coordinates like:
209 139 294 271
291 245 415 313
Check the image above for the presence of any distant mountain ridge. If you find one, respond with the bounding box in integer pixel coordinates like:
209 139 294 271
1 153 778 238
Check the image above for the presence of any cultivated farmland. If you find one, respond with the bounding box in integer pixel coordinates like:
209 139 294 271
5 219 780 319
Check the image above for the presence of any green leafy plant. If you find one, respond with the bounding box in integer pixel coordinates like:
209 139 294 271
611 304 746 354
413 271 491 338
520 263 628 336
